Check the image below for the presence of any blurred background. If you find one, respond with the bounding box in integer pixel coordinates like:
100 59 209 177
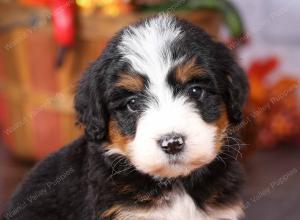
0 0 299 219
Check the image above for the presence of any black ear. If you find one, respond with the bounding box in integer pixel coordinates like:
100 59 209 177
225 63 249 124
214 43 249 124
74 61 108 141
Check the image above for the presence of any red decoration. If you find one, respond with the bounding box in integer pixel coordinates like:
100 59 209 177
242 57 300 149
50 0 75 47
21 0 75 47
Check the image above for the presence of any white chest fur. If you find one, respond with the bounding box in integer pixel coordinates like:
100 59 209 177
115 191 244 220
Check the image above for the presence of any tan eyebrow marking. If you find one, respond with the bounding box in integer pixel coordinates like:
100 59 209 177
175 57 205 83
115 73 144 91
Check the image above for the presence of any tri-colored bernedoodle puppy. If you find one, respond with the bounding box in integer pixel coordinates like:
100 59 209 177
2 14 249 220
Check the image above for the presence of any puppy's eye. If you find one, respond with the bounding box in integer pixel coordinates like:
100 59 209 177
127 98 139 112
187 86 205 100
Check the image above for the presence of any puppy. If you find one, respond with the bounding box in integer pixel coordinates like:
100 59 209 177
2 14 248 220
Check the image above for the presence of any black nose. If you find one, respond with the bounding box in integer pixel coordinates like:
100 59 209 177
158 133 185 155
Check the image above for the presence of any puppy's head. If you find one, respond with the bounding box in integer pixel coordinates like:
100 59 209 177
75 15 248 178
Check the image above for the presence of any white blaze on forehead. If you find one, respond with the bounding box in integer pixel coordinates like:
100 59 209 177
118 14 184 84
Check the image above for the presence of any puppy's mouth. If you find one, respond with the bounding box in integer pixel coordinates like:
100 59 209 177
167 157 206 166
145 155 213 178
168 154 185 165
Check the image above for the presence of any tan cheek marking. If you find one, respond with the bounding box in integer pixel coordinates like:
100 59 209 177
108 120 132 154
215 108 229 151
115 73 144 91
175 57 205 83
101 205 124 219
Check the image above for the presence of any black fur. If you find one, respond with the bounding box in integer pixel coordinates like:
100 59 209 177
1 15 248 220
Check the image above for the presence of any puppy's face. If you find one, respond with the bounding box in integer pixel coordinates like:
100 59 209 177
76 15 248 178
107 60 226 178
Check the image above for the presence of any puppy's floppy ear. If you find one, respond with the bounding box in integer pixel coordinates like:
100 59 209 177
214 43 249 124
225 63 249 124
75 61 108 141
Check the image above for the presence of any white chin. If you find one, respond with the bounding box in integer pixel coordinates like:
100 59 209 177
153 165 196 178
133 158 213 178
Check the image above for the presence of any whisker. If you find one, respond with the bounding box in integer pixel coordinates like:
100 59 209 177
216 155 227 167
109 165 135 179
219 150 240 160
